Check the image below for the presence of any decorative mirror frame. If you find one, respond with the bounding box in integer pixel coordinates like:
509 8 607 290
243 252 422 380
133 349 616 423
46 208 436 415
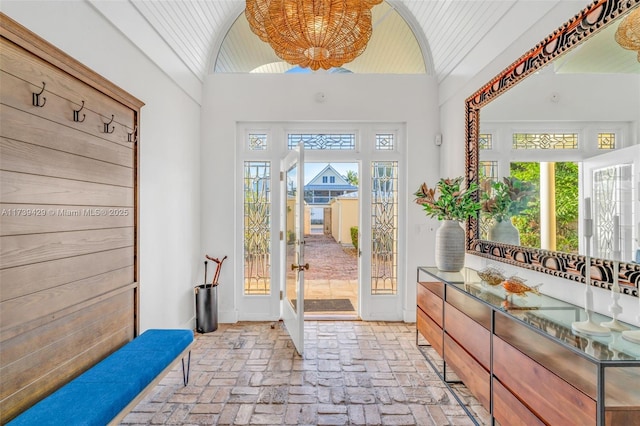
465 0 640 296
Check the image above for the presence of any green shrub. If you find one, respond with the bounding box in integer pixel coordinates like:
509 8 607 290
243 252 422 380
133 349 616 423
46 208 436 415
350 226 358 250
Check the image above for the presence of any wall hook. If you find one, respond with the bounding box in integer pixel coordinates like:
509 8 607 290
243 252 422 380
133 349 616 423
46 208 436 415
32 81 46 107
73 100 86 122
127 125 137 143
103 114 115 134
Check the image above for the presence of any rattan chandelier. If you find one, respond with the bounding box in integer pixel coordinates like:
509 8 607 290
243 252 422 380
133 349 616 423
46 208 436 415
246 0 383 71
615 6 640 62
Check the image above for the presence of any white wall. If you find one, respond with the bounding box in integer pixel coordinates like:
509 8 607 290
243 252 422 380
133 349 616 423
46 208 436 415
201 73 440 323
2 1 202 330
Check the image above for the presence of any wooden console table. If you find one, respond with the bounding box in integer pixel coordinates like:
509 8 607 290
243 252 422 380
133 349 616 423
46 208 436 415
417 266 640 426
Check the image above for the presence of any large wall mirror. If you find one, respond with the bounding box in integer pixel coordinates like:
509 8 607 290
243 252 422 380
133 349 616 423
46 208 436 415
466 0 640 295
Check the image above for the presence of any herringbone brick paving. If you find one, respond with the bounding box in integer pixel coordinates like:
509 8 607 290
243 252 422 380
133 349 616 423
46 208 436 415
303 234 357 281
120 321 488 425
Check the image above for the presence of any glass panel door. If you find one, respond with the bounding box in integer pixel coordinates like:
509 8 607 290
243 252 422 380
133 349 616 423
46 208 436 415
583 148 637 261
282 143 305 354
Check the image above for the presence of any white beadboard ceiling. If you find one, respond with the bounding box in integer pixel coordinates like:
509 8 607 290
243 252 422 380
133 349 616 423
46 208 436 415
130 0 519 80
127 0 637 83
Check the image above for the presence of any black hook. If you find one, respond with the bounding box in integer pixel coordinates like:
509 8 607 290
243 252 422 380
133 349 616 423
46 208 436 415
127 125 137 142
32 81 46 107
73 100 86 122
103 114 115 134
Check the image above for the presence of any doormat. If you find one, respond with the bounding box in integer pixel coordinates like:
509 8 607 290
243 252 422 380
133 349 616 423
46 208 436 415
291 298 355 312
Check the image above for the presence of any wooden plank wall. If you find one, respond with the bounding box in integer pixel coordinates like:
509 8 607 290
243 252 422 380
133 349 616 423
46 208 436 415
0 14 143 422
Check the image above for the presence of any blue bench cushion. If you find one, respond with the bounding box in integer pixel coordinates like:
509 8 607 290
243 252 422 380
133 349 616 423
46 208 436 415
8 381 140 426
8 329 193 426
118 329 194 356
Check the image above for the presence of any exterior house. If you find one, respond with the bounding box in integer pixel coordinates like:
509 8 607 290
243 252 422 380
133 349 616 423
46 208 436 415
303 165 358 206
303 165 358 230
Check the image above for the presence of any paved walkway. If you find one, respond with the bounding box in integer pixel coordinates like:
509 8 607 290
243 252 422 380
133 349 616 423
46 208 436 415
303 234 357 281
301 234 359 314
120 321 487 425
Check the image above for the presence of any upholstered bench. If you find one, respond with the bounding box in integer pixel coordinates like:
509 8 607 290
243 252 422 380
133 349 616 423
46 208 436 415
8 329 194 426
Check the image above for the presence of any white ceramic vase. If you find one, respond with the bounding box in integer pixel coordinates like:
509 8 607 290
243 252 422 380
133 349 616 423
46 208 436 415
488 218 520 245
435 220 465 271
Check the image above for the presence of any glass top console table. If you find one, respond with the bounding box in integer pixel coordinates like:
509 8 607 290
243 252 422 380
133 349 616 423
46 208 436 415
417 266 640 426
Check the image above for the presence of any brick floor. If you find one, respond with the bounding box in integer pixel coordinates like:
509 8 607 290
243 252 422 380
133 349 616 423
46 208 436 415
303 234 357 281
120 322 489 425
299 234 359 315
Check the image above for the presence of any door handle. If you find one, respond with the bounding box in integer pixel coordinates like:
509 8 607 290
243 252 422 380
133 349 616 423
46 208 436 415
291 263 309 272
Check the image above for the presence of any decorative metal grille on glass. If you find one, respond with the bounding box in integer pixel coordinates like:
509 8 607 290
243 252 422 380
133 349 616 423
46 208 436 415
512 133 578 150
375 133 395 150
597 133 616 150
371 161 397 295
244 161 271 295
249 133 268 151
479 133 493 150
593 164 633 260
288 133 355 150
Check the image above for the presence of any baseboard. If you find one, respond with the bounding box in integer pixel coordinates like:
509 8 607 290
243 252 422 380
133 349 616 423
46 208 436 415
403 308 417 323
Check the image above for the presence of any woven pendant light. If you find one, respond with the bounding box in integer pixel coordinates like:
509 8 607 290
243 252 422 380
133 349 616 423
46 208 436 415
615 7 640 62
246 0 382 71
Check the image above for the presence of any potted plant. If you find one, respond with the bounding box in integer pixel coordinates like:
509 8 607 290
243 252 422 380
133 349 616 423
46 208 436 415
414 177 480 271
480 177 535 245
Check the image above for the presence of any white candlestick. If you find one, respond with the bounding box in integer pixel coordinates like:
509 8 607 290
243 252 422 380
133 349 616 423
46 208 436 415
601 260 628 331
572 250 610 337
612 261 619 293
613 215 620 256
584 197 592 220
584 219 593 241
583 199 593 240
585 257 592 309
584 282 594 312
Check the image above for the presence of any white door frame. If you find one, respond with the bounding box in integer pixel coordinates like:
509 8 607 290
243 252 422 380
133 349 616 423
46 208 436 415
236 122 406 321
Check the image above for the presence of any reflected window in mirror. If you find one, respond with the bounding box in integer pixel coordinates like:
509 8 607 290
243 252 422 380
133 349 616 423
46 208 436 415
513 133 578 150
597 132 616 150
479 133 493 150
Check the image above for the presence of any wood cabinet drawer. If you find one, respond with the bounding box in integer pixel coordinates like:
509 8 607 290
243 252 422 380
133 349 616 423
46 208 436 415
494 310 597 398
417 306 443 357
446 287 491 329
418 280 444 299
493 335 595 426
493 378 545 426
417 281 443 327
444 333 490 411
444 303 490 369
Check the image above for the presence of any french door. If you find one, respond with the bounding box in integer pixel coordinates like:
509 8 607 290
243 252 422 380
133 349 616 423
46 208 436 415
239 125 404 325
281 143 305 355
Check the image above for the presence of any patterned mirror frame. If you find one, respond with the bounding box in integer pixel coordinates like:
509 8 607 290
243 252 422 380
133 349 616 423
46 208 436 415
465 0 640 296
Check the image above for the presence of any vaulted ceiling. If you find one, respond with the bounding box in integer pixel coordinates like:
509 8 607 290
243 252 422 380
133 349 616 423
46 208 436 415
92 0 637 106
125 0 546 81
